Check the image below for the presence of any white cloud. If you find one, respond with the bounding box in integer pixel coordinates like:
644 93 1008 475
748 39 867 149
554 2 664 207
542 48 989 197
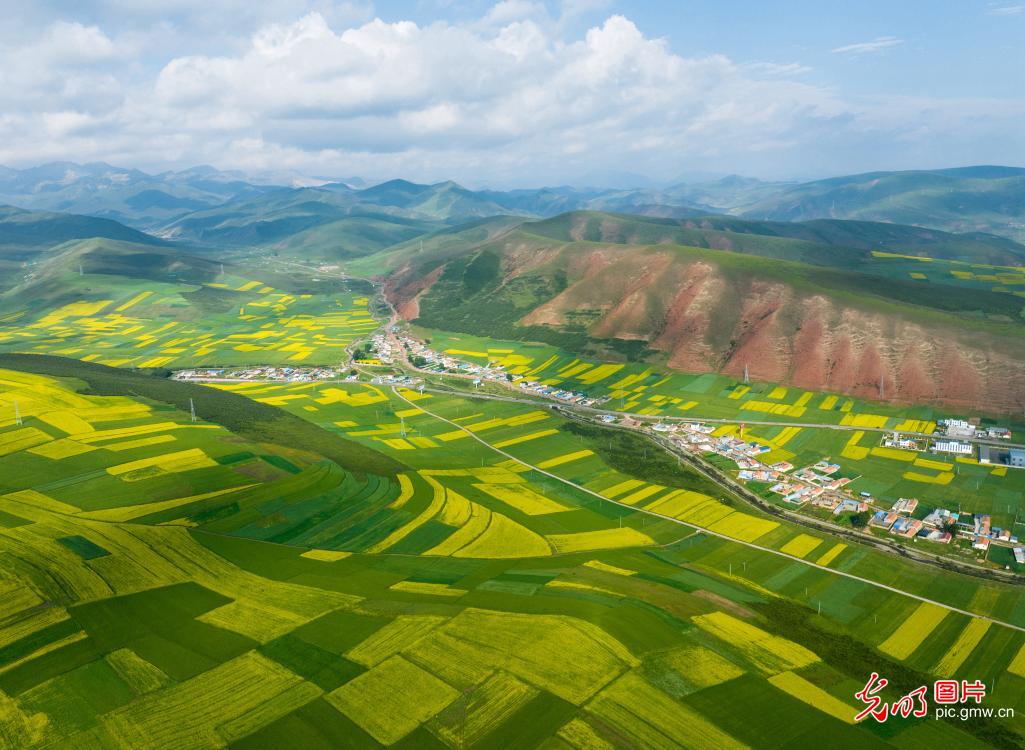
988 4 1025 15
831 36 903 56
0 6 1019 185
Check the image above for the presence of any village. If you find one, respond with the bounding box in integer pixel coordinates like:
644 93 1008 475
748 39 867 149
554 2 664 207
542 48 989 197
644 418 1025 567
174 330 1025 569
360 331 612 408
173 365 355 383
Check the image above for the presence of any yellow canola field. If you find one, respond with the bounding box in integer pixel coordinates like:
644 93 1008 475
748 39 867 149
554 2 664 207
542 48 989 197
841 413 889 428
932 619 991 676
870 446 917 461
576 364 624 385
535 449 594 469
815 543 847 567
662 644 745 689
706 512 779 543
546 528 655 554
878 602 948 660
602 479 645 498
0 428 52 456
903 470 954 485
619 484 665 505
37 411 93 435
404 608 638 704
114 290 153 312
692 612 819 674
588 672 747 750
105 448 218 479
583 560 637 576
768 671 856 724
1007 643 1025 678
895 419 936 433
841 431 869 460
779 534 823 559
773 426 802 447
346 615 448 667
326 656 458 746
390 582 467 597
299 549 352 562
28 438 97 459
914 457 954 471
453 512 551 558
473 483 569 515
492 428 558 449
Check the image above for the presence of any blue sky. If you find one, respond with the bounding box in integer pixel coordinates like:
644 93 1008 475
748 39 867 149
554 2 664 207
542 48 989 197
1 0 1022 186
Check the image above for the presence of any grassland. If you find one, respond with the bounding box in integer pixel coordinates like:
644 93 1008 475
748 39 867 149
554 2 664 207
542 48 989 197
0 264 379 369
4 361 1025 747
410 327 1025 525
4 256 1025 749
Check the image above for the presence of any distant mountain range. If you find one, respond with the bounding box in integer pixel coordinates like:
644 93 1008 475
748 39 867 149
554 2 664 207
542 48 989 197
738 166 1025 242
3 161 1024 243
4 161 1025 412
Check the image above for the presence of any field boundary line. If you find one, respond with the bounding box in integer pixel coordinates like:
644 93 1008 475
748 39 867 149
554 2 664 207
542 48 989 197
392 386 1025 634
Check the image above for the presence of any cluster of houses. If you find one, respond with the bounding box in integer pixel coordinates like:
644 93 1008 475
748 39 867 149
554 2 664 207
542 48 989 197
870 503 1022 554
393 335 609 407
355 333 396 365
938 418 1012 441
654 418 1024 560
174 366 351 383
368 373 422 388
930 419 1013 456
877 417 1016 460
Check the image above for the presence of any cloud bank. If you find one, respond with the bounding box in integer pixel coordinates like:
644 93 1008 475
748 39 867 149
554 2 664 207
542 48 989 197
0 5 1021 185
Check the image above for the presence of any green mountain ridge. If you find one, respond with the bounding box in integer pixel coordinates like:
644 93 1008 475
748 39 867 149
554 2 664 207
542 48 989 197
740 166 1025 242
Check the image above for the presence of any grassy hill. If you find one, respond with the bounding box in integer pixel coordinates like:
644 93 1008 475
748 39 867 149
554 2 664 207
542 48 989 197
159 182 512 250
380 218 1025 412
0 234 385 374
2 357 1025 748
273 214 440 263
0 206 170 293
0 205 165 252
523 211 1025 267
740 166 1025 242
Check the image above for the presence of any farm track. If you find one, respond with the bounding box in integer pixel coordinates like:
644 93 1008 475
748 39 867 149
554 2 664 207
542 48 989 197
391 386 1025 635
402 382 1025 587
237 262 1025 612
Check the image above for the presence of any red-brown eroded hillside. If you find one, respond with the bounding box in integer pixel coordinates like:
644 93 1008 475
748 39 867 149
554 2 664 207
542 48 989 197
389 238 1025 413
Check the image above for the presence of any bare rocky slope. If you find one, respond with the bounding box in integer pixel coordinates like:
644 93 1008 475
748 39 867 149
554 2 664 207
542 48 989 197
383 217 1025 413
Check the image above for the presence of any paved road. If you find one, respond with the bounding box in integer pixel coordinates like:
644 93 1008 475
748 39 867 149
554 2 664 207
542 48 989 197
392 385 1025 634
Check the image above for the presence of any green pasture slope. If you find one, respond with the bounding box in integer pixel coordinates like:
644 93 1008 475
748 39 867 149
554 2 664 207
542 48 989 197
4 356 1025 748
0 243 381 369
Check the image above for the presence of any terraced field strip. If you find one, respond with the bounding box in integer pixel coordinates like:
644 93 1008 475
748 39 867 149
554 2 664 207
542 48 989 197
391 387 1025 635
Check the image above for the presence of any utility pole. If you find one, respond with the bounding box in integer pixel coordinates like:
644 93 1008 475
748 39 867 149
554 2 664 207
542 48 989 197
14 399 22 426
879 374 885 400
189 398 197 423
743 363 749 385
